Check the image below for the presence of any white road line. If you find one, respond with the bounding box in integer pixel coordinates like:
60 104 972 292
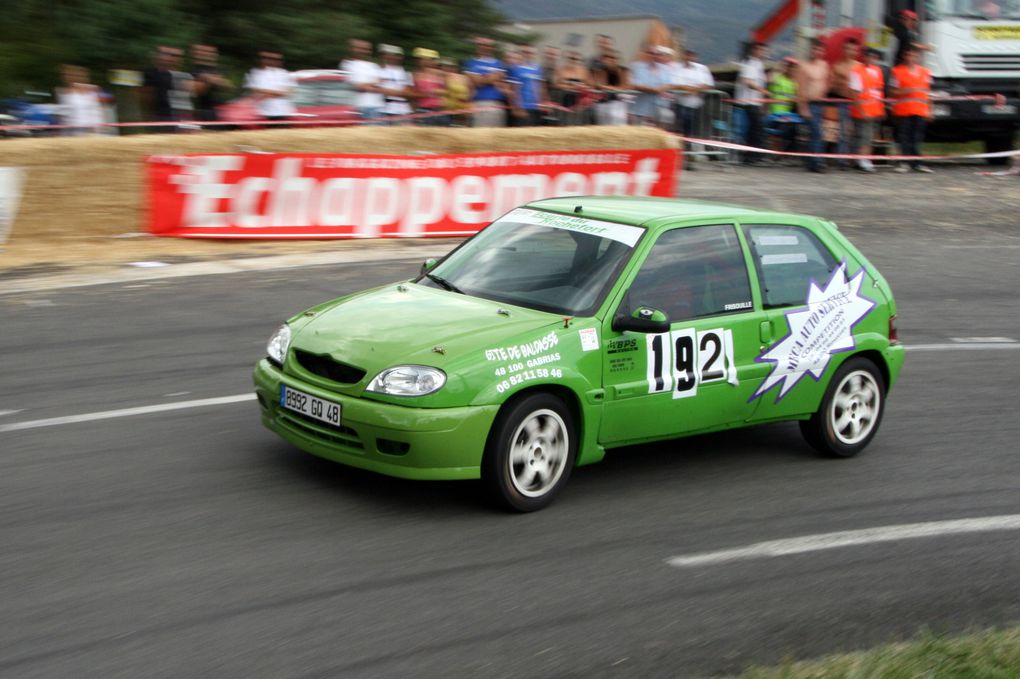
950 337 1016 343
666 515 1020 568
0 394 256 433
906 343 1020 351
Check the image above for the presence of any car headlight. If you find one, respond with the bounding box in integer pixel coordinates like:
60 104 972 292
367 365 446 396
266 324 291 366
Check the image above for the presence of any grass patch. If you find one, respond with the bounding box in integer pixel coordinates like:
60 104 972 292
712 627 1020 679
922 141 984 156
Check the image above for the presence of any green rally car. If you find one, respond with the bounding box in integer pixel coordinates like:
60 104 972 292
253 197 904 511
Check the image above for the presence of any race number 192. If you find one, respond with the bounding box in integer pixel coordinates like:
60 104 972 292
646 328 738 398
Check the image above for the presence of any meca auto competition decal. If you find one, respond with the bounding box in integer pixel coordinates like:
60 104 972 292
752 262 875 402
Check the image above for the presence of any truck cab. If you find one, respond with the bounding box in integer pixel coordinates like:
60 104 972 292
916 0 1020 154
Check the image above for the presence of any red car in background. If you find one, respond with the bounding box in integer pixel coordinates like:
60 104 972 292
216 69 360 127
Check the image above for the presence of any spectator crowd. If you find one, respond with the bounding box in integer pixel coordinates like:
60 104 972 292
49 13 943 173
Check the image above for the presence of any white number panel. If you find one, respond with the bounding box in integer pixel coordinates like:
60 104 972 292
646 328 738 398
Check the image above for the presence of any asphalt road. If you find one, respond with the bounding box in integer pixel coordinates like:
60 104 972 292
2 166 1019 678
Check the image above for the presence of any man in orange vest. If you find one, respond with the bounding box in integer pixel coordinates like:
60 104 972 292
851 47 886 173
890 45 934 173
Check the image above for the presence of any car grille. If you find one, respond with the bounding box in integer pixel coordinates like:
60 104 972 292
294 350 366 384
961 54 1020 72
277 409 365 449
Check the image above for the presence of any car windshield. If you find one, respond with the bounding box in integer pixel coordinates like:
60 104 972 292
932 0 1020 19
418 208 645 316
293 80 356 107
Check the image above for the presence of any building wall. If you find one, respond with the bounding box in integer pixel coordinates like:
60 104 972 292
502 16 685 64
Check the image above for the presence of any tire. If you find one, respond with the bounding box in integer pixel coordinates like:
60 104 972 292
481 393 577 512
799 357 886 458
983 133 1014 166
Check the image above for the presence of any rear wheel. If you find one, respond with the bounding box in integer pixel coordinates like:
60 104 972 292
800 357 886 458
482 393 576 512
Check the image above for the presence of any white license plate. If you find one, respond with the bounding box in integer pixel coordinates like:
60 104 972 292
280 385 342 427
981 104 1017 115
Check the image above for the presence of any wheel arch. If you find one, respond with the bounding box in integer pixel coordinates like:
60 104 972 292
494 384 583 433
484 384 586 461
848 349 890 392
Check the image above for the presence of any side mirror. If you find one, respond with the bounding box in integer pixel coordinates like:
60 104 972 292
612 306 670 334
420 258 438 276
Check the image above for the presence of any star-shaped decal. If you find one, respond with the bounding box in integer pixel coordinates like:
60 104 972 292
751 262 876 403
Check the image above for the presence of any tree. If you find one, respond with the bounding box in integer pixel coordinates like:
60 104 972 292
0 0 509 98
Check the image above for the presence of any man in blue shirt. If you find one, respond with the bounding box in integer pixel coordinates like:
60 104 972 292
507 44 546 126
464 36 507 127
629 45 675 127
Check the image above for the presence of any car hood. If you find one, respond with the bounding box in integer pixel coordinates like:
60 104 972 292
291 283 563 376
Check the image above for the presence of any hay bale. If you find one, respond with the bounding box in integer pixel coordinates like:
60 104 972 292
1 126 676 246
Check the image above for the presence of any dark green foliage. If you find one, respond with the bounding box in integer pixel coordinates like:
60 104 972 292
0 0 508 96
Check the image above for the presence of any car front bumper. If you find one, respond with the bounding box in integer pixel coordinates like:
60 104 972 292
253 359 499 480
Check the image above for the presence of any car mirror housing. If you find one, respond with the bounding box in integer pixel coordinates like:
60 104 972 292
420 258 438 276
612 306 670 334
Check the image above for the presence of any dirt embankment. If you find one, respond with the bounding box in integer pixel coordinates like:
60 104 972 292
0 126 676 274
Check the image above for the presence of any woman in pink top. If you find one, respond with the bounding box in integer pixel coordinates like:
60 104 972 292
413 47 446 125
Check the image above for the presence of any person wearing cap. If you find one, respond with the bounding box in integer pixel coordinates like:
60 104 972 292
851 47 886 172
464 36 507 127
341 39 384 121
412 47 445 124
630 44 676 127
377 44 414 122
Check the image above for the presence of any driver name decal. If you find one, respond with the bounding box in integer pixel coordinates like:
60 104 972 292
751 262 875 403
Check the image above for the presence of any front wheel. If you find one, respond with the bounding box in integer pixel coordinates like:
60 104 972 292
800 357 886 458
482 393 577 512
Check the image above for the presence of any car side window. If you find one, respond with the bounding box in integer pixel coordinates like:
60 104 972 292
623 224 753 322
744 224 837 308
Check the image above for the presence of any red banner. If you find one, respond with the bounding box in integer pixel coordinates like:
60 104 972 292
146 149 679 239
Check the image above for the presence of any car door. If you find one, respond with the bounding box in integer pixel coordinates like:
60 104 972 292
741 222 855 419
598 223 773 446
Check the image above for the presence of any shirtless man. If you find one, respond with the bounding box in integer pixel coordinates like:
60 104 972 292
797 39 831 172
830 38 861 163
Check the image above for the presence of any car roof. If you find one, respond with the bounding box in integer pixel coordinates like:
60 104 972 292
525 196 814 230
